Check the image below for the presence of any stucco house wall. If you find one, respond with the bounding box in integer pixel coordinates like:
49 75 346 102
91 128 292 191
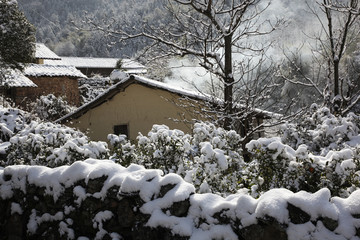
67 83 201 141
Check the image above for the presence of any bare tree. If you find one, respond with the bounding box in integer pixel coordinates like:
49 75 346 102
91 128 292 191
321 0 360 114
279 0 360 115
84 0 284 130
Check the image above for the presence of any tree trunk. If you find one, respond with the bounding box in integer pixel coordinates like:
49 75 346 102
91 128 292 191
334 59 339 96
333 59 342 113
223 33 234 130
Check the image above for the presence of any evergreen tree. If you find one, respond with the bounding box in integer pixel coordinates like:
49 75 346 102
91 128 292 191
0 0 35 71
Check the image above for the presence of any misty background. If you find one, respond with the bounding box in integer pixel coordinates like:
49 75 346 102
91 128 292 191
17 0 321 57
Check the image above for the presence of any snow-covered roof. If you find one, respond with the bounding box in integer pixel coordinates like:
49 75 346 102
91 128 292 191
127 75 211 100
45 57 146 72
1 69 37 88
45 57 145 69
35 43 61 60
24 64 87 78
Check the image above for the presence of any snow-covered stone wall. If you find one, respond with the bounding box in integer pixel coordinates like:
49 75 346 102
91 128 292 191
1 159 360 240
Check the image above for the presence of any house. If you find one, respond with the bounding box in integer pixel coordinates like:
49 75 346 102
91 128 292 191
58 75 211 141
58 75 269 142
45 57 147 77
1 43 86 108
22 64 86 107
0 69 37 104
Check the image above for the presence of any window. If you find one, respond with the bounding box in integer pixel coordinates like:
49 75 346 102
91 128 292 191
114 124 129 137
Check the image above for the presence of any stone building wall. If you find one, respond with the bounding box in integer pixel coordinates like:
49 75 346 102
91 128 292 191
13 76 80 108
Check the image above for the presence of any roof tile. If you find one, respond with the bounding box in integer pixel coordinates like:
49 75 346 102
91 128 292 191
24 64 87 78
35 43 61 60
1 69 37 88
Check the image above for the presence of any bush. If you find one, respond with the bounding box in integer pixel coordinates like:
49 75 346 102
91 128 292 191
2 104 360 198
0 107 31 142
78 76 111 104
109 123 246 196
280 104 360 155
109 114 360 198
29 94 76 121
4 121 109 167
246 138 360 198
0 106 109 168
3 121 108 167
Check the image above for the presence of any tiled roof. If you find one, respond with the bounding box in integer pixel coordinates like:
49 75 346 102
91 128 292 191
45 57 147 73
35 43 61 60
1 69 37 88
24 64 87 78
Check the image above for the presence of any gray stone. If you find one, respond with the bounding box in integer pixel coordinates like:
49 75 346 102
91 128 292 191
159 184 177 198
287 202 311 224
321 217 338 231
239 217 288 240
86 175 108 194
167 198 191 217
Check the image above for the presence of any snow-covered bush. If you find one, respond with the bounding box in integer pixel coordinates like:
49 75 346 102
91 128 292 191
108 134 137 166
246 137 360 197
0 105 109 167
184 123 245 194
4 121 109 167
29 94 76 121
0 107 31 142
135 125 192 174
110 123 246 195
281 104 360 155
109 118 360 198
78 76 111 104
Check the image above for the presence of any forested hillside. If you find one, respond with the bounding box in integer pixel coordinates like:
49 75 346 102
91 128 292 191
17 0 164 57
17 0 317 58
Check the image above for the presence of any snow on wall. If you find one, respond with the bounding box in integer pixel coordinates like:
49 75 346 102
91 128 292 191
1 159 360 240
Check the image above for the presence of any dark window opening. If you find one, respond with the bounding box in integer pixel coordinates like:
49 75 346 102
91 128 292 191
114 124 129 137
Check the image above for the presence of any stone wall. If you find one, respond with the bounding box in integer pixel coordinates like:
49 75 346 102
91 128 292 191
0 160 360 240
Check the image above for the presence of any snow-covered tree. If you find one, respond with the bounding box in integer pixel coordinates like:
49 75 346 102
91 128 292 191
279 0 360 115
78 76 111 104
319 0 360 114
88 1 281 123
0 0 35 71
84 0 291 159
